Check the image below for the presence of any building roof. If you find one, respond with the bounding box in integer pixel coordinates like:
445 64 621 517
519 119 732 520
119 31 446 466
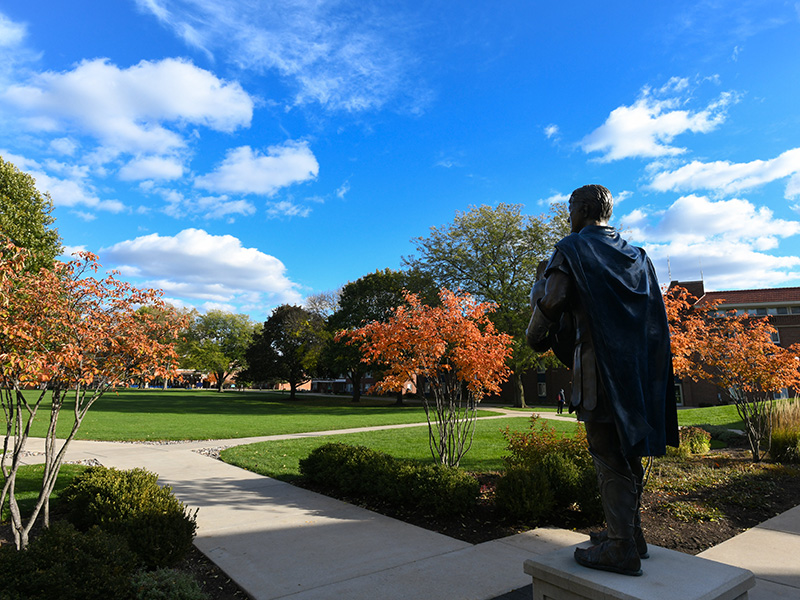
669 280 800 307
700 287 800 307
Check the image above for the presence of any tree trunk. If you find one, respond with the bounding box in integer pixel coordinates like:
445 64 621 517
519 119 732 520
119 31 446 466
290 380 297 400
350 371 362 403
394 390 405 406
511 371 526 408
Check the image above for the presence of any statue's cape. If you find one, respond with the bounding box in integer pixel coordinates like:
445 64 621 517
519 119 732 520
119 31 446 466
555 226 679 456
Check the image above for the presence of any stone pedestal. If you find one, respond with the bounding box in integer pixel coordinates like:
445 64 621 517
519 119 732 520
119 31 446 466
523 544 755 600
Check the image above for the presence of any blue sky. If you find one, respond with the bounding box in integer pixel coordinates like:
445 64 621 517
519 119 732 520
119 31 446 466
2 1 800 320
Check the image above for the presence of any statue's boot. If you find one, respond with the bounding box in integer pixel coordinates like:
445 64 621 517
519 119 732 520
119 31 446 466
575 456 642 576
589 465 648 558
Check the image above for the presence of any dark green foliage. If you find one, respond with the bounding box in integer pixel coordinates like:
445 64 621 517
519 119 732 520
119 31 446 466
130 568 209 600
243 305 325 398
299 442 479 517
669 426 714 458
0 521 138 600
494 465 554 522
682 426 712 454
700 424 746 446
496 416 601 523
771 429 800 463
61 466 198 569
0 155 62 272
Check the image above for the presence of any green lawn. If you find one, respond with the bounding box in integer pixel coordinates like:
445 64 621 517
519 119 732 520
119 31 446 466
221 416 581 481
5 389 501 441
1 463 89 521
678 404 745 429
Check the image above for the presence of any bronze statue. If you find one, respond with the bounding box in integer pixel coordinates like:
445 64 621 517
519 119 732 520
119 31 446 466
527 184 678 576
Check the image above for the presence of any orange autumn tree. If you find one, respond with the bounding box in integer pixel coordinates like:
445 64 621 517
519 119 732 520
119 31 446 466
0 244 184 549
344 288 512 467
664 285 800 462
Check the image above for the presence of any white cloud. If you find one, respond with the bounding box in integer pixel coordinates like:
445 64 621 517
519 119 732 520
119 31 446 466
0 13 27 48
2 57 253 157
580 81 735 162
61 245 87 258
101 228 303 310
49 137 79 156
195 141 319 195
119 156 184 181
266 200 312 218
147 186 256 220
335 181 350 199
135 0 422 113
541 192 569 205
648 147 800 199
0 149 125 213
544 124 559 139
621 195 800 289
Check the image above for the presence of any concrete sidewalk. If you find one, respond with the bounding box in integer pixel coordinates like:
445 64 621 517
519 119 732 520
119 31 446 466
19 421 800 600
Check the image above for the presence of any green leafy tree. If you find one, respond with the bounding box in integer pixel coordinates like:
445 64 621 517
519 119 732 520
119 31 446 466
244 305 326 399
179 310 257 392
404 203 569 407
0 156 62 271
325 269 438 403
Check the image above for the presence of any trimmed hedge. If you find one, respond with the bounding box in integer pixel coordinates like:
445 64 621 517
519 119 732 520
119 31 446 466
0 521 139 600
299 442 479 517
61 466 198 569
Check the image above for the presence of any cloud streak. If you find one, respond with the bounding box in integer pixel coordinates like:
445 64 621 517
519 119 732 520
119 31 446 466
648 148 800 199
135 0 422 112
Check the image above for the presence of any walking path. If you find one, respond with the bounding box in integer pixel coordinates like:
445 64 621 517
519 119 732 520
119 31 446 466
19 410 800 600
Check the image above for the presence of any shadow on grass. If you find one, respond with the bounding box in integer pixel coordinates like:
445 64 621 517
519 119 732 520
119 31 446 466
22 389 421 417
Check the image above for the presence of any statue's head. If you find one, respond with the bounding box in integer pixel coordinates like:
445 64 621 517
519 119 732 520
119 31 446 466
568 184 613 232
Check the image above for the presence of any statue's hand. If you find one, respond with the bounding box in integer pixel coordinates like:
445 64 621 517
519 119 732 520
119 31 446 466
530 278 546 311
526 299 557 352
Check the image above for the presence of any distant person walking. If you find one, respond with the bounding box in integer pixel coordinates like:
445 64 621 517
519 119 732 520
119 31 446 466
557 388 565 414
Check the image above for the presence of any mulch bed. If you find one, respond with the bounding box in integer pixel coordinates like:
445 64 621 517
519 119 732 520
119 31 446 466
4 447 799 600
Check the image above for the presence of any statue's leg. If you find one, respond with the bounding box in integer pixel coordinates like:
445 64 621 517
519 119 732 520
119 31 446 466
575 421 642 576
589 454 648 558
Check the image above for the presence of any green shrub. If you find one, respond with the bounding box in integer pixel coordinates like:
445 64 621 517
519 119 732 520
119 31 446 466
497 416 601 523
130 568 209 600
700 425 745 447
682 426 712 454
61 466 198 569
0 521 138 600
668 426 712 458
771 400 800 463
397 463 480 516
502 416 590 468
771 429 800 463
299 443 479 517
495 465 555 522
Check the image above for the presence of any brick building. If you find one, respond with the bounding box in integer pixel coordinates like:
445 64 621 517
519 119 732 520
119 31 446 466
504 281 800 408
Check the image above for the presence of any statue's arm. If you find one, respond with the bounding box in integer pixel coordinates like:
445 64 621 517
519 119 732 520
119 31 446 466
526 270 571 351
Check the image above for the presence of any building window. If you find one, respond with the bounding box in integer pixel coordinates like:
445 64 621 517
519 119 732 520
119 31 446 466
792 307 800 314
777 307 789 315
537 382 547 398
756 308 767 316
674 382 684 407
771 330 780 344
